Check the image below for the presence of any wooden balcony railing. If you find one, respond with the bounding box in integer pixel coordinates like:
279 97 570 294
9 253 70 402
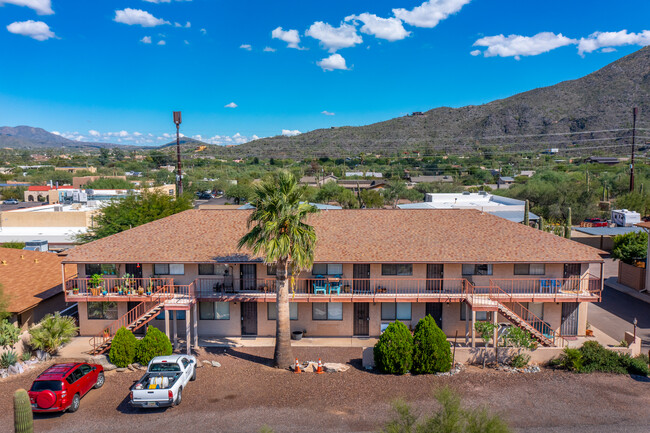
490 275 601 299
66 277 174 298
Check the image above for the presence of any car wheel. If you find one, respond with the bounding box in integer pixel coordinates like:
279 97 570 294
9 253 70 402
175 388 182 406
68 394 81 413
94 372 105 389
190 366 196 381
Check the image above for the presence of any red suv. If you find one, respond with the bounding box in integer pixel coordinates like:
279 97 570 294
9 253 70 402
28 363 104 413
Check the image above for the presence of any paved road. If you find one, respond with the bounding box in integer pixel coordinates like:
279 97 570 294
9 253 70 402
589 285 650 351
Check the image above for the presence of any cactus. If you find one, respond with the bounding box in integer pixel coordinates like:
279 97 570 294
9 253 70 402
565 207 572 239
13 389 33 433
539 216 545 232
523 200 530 226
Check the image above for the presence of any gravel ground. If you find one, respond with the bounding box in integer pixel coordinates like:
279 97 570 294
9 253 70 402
1 347 649 433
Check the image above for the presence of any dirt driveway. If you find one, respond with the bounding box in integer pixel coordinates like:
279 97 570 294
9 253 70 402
1 347 649 433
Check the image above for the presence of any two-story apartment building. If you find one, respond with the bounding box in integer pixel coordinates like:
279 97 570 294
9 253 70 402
61 209 604 354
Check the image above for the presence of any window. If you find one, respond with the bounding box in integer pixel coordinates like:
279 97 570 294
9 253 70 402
381 264 413 276
312 303 343 320
199 264 215 275
462 264 493 275
267 303 298 320
514 264 545 275
154 263 185 275
381 303 412 321
87 302 118 320
199 302 230 320
460 305 491 321
312 264 343 275
524 302 544 319
267 264 277 275
79 364 91 375
155 310 186 320
85 264 116 276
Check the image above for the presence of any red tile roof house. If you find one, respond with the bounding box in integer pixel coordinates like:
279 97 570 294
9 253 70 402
61 209 605 355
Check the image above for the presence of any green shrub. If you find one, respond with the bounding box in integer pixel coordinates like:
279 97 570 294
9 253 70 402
510 353 530 368
1 350 18 368
374 321 413 374
619 354 649 376
579 341 626 374
412 315 451 374
135 326 173 365
0 320 21 350
109 327 138 367
556 348 583 372
28 313 78 355
20 352 31 362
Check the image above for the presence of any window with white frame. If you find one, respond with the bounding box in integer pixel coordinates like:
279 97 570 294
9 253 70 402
381 303 412 321
514 264 545 275
462 264 493 275
267 303 298 320
312 264 343 275
154 263 185 275
199 302 230 320
312 302 343 320
381 264 413 276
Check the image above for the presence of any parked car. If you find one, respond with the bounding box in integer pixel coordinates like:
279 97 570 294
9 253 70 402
582 218 608 227
195 192 212 200
28 362 104 413
130 355 197 409
3 198 19 205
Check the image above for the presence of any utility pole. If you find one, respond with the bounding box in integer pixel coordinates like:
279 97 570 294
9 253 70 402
173 111 183 196
630 107 638 192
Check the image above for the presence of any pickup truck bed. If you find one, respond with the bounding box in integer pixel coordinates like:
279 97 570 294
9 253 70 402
130 355 196 409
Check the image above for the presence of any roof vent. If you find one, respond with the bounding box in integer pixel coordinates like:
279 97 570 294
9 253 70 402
34 259 38 263
1 260 6 265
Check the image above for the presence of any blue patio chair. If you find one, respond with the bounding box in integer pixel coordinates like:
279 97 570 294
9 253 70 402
329 280 342 295
539 279 551 293
313 280 328 295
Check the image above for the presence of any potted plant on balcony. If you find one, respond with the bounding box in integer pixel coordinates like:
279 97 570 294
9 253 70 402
89 274 103 296
137 287 144 296
72 287 79 295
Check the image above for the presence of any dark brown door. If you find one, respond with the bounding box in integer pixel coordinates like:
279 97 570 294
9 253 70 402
426 264 444 292
125 263 143 279
561 302 579 336
425 302 443 329
241 302 257 336
240 264 257 291
353 303 369 336
353 264 370 294
563 263 581 292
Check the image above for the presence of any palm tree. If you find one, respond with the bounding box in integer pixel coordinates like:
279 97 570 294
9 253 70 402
238 171 319 368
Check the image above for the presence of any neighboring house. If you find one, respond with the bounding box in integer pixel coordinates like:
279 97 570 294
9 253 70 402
497 176 515 187
337 180 385 191
519 170 536 178
409 175 453 184
1 248 72 328
299 174 338 188
586 157 620 165
54 166 97 174
398 192 539 224
345 171 383 178
61 209 603 354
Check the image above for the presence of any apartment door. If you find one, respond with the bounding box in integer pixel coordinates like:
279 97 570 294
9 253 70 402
563 263 582 292
560 302 579 336
353 264 370 295
353 303 370 336
426 264 444 292
240 264 257 291
241 302 258 336
125 263 143 279
425 303 443 329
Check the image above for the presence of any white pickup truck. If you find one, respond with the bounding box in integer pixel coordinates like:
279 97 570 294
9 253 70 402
130 355 197 409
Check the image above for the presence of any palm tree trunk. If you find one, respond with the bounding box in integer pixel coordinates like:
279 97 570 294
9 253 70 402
273 259 293 368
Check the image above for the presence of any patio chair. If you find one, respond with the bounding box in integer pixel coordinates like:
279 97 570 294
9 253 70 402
313 280 328 295
329 280 342 295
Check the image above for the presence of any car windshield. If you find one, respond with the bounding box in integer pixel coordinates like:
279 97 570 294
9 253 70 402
31 380 63 392
149 363 181 372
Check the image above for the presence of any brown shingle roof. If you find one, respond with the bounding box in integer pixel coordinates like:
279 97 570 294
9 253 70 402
0 249 71 314
63 209 604 264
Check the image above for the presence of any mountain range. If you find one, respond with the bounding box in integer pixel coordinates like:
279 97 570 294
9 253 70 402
2 46 649 157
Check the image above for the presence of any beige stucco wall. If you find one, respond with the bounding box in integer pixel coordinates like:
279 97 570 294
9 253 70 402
1 209 94 228
77 301 129 336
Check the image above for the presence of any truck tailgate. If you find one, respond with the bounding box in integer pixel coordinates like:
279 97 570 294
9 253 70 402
132 389 172 406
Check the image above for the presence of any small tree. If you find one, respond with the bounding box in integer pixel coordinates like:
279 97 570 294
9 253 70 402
0 320 21 350
29 313 78 355
611 231 647 265
412 315 452 374
474 321 498 368
1 241 26 249
135 326 173 365
502 326 535 365
374 321 413 374
109 327 138 367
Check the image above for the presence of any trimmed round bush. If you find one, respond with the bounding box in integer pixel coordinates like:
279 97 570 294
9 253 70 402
412 315 452 374
135 326 173 365
109 327 137 367
373 321 413 374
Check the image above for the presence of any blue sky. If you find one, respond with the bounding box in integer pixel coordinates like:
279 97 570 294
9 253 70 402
1 0 649 146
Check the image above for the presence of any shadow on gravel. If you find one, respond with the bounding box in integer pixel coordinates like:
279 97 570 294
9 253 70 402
213 348 273 366
630 374 650 383
33 412 65 420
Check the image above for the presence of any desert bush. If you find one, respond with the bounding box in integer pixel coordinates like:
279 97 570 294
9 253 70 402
20 352 31 362
1 350 18 368
412 315 451 374
579 341 626 374
556 348 583 372
510 353 530 368
374 321 413 374
0 320 21 350
618 354 650 376
135 326 173 365
109 327 138 367
28 313 78 355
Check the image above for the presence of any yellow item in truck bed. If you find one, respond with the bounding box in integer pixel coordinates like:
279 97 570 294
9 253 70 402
148 384 158 389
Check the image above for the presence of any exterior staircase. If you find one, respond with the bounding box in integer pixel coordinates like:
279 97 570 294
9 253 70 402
496 302 555 346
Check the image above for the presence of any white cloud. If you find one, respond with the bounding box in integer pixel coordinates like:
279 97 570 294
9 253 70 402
173 21 192 28
600 47 617 53
469 49 480 56
204 133 257 145
271 27 301 49
281 129 301 137
6 20 55 41
140 35 152 44
240 44 252 51
472 32 576 59
224 102 238 108
143 0 193 3
317 53 348 71
88 130 100 137
577 30 650 56
321 110 335 116
157 40 166 45
200 28 206 35
51 131 60 136
0 0 53 15
185 21 191 28
114 8 170 27
346 13 410 41
263 46 276 52
306 21 362 52
393 0 471 28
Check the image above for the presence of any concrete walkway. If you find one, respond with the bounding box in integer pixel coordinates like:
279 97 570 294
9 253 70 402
605 277 650 304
